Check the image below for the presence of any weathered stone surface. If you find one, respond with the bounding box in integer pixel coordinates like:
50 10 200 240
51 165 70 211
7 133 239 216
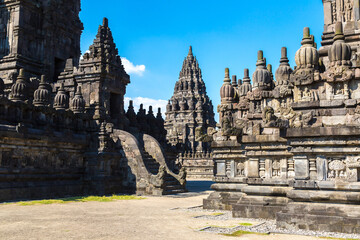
0 3 185 201
204 0 360 234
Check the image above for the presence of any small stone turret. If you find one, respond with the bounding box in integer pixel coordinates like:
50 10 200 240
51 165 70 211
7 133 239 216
166 100 172 112
54 83 69 111
328 22 351 66
275 47 293 85
33 75 51 107
295 27 319 69
71 86 86 114
10 69 28 103
126 100 138 128
220 68 235 103
239 68 252 97
252 51 272 90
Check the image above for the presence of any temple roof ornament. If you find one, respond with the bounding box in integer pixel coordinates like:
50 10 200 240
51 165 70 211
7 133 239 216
33 75 51 107
322 22 353 83
10 69 28 103
54 83 69 111
252 51 272 90
275 47 293 86
291 27 320 86
239 68 252 97
71 86 86 114
220 68 235 103
329 22 352 65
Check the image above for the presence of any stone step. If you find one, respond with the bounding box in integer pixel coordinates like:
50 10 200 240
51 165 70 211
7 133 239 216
163 189 186 195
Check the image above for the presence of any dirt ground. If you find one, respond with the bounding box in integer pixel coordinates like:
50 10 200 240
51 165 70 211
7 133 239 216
0 186 326 240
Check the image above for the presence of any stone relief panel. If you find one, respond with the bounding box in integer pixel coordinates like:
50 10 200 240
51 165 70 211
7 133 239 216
332 0 354 23
327 157 347 179
345 156 360 181
236 161 245 177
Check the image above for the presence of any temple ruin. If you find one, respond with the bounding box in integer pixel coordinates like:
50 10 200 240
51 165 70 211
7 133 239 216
204 0 360 234
0 0 185 201
165 47 216 179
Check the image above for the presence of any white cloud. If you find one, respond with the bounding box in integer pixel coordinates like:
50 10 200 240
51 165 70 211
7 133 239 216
124 97 167 117
121 57 146 76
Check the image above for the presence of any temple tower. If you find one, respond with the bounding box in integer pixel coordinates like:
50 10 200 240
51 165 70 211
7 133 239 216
57 18 130 129
165 46 216 178
0 0 83 84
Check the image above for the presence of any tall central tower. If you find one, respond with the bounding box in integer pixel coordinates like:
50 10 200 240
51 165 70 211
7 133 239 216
0 0 83 83
165 46 216 179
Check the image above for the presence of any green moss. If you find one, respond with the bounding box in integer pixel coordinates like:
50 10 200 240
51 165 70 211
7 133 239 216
222 230 268 237
5 195 145 206
238 223 253 226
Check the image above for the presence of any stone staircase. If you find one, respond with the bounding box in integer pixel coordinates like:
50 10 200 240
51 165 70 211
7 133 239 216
143 149 185 195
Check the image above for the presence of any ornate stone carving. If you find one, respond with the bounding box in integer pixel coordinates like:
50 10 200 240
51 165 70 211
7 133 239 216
328 159 347 179
237 162 245 176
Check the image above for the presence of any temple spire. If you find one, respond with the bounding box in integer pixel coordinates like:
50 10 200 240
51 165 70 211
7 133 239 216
188 46 193 57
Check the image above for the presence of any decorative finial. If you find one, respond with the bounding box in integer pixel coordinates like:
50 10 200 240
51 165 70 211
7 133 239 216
267 64 272 73
280 47 290 65
140 103 143 110
232 75 237 85
244 68 249 78
303 27 310 38
224 68 231 83
129 100 133 107
281 47 287 59
103 17 108 27
258 50 263 61
188 46 193 56
301 27 313 45
19 68 25 78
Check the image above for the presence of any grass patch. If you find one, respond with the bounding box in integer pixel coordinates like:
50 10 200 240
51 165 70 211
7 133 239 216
222 230 268 237
211 212 224 216
5 195 145 206
238 222 253 226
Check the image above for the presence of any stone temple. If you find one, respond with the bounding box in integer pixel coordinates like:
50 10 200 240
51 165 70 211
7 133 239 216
203 0 360 234
0 0 186 201
165 47 216 179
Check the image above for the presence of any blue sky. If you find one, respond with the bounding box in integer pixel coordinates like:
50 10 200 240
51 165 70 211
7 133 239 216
80 0 324 119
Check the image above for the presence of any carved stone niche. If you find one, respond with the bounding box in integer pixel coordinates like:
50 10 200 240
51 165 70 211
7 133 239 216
236 161 245 177
263 159 287 179
327 157 348 180
295 85 320 102
294 155 310 180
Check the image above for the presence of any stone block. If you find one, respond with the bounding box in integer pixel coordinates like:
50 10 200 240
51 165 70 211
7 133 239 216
247 158 259 178
294 156 309 180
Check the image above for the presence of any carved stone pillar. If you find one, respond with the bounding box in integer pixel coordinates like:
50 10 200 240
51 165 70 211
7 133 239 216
309 157 317 179
288 158 295 178
259 158 265 178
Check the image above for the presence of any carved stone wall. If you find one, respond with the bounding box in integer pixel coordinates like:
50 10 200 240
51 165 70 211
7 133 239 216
205 2 360 234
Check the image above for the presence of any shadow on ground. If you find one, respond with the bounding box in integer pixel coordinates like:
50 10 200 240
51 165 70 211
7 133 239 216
167 180 214 198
